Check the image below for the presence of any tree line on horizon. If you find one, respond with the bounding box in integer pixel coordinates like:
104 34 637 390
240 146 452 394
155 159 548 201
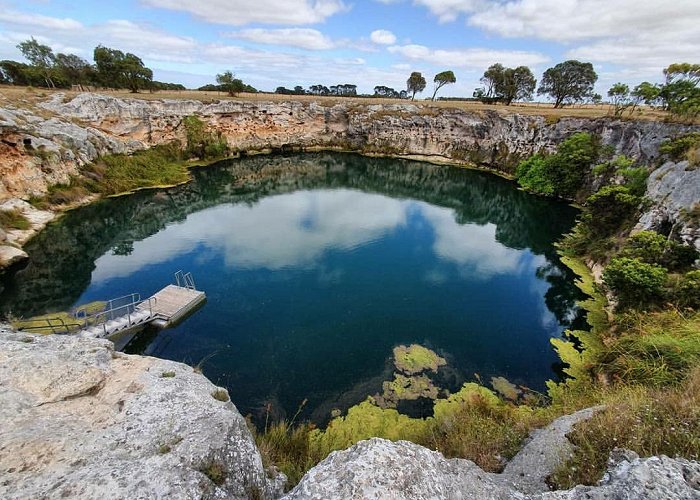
0 38 185 92
1 37 696 119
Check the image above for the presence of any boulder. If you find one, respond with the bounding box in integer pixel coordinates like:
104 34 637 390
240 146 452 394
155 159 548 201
0 330 284 499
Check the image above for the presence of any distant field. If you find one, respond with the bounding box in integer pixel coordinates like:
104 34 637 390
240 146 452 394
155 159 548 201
0 84 689 123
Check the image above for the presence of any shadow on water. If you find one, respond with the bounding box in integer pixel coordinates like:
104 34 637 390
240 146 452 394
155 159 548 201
0 153 586 425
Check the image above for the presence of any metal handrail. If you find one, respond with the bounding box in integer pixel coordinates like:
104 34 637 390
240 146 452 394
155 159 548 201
18 317 82 335
175 270 197 290
78 295 157 336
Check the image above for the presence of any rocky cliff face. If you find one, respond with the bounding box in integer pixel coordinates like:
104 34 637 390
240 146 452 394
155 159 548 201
39 93 694 172
2 329 698 499
636 160 700 251
1 93 698 269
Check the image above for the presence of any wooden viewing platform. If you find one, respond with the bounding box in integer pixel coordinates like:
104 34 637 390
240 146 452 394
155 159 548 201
145 284 206 329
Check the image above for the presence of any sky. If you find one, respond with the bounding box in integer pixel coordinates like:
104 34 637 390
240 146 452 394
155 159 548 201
0 0 698 96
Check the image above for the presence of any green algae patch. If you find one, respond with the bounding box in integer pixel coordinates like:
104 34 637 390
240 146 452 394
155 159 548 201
377 374 440 408
490 376 522 401
308 399 428 452
12 300 106 334
433 382 502 421
393 344 446 375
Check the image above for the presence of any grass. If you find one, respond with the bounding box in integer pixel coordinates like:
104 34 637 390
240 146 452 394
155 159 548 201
2 84 692 123
211 388 230 402
86 143 191 196
11 300 106 334
199 461 227 485
0 209 31 231
549 367 700 488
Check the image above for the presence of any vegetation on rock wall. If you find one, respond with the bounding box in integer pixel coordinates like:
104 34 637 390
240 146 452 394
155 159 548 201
0 209 30 231
31 116 230 205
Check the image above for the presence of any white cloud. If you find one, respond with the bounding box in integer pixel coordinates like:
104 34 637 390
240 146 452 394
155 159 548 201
226 28 336 50
370 29 397 45
466 0 700 43
414 0 484 23
410 0 700 79
141 0 348 26
0 10 83 31
388 44 549 69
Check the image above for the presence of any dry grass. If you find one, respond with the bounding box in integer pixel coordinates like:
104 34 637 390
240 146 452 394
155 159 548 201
549 367 700 488
1 84 688 123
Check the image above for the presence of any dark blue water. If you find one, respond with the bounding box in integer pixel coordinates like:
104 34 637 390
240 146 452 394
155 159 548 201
0 153 584 423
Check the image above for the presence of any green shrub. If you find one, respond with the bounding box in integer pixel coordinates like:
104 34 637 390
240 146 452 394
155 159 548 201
585 186 641 237
625 231 698 271
659 133 700 162
603 257 668 308
619 166 649 197
515 132 600 198
663 242 699 271
625 231 667 263
182 115 229 160
515 154 554 195
547 132 600 197
675 270 700 308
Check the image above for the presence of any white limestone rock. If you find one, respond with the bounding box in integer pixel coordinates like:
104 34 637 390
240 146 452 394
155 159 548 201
0 331 284 499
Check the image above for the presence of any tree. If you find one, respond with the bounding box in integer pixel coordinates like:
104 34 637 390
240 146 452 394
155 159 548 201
664 63 700 86
500 66 536 105
216 71 245 96
631 82 661 107
660 63 700 119
329 84 356 97
431 70 456 101
54 53 91 90
93 46 152 92
537 60 598 108
480 63 504 98
17 38 56 88
121 53 153 93
309 84 330 95
608 82 634 117
477 64 535 105
373 85 399 98
406 72 426 101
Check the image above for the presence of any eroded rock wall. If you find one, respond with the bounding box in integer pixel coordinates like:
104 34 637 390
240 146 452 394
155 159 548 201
1 93 698 267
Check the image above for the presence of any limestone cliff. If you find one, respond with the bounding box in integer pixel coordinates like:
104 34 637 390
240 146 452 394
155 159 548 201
0 92 698 268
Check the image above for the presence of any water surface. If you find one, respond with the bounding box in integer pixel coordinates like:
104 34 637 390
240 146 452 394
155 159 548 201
0 153 584 423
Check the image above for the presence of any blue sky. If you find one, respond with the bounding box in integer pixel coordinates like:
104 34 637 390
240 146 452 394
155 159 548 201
0 0 698 96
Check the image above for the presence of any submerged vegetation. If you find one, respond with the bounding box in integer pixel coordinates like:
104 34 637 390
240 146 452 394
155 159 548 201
253 132 700 491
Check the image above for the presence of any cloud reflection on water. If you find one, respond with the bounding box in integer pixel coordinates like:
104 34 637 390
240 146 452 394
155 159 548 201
91 189 537 284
